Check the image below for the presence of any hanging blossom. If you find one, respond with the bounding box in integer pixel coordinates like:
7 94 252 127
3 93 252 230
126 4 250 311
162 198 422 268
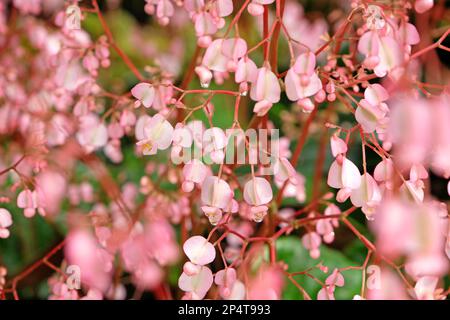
135 113 174 155
327 155 362 203
201 176 235 225
355 84 389 133
243 177 273 222
285 52 323 113
0 208 13 239
178 236 216 299
357 5 420 79
195 38 247 88
249 66 281 116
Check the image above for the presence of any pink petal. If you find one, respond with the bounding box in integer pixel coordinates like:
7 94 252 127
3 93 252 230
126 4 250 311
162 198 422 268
222 38 247 61
202 39 227 72
201 176 233 209
243 177 273 206
183 235 216 265
293 52 316 76
131 83 155 108
364 84 388 105
178 266 213 299
250 67 280 103
0 208 12 228
330 134 348 157
216 0 233 17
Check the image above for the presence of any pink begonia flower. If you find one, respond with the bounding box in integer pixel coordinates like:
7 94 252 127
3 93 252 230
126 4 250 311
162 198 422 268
76 113 108 153
358 29 403 78
182 159 209 192
414 276 440 300
17 189 46 218
316 219 335 243
330 133 347 157
144 0 174 26
201 176 234 225
135 113 174 155
273 157 298 185
0 208 13 239
316 205 340 243
350 173 382 220
285 52 322 109
302 232 321 259
326 269 345 287
250 67 280 116
243 177 273 223
179 266 213 300
235 57 258 94
203 127 227 164
131 83 155 108
183 236 216 266
221 38 247 71
215 267 237 298
374 158 394 190
197 38 247 87
355 84 389 133
65 230 112 293
327 156 362 202
415 0 434 13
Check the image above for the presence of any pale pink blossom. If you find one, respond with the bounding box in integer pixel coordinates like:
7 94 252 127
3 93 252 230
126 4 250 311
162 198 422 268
350 173 382 220
178 266 213 300
327 156 362 202
17 189 46 218
273 157 298 185
202 127 227 164
182 159 209 192
214 268 237 299
201 176 234 225
243 177 273 222
302 232 321 259
135 113 174 155
131 83 155 108
330 133 347 157
183 235 216 266
355 84 389 133
250 67 280 116
285 52 322 106
0 208 12 239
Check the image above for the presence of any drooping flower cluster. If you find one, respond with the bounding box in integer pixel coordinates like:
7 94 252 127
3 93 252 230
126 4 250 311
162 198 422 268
0 0 448 302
